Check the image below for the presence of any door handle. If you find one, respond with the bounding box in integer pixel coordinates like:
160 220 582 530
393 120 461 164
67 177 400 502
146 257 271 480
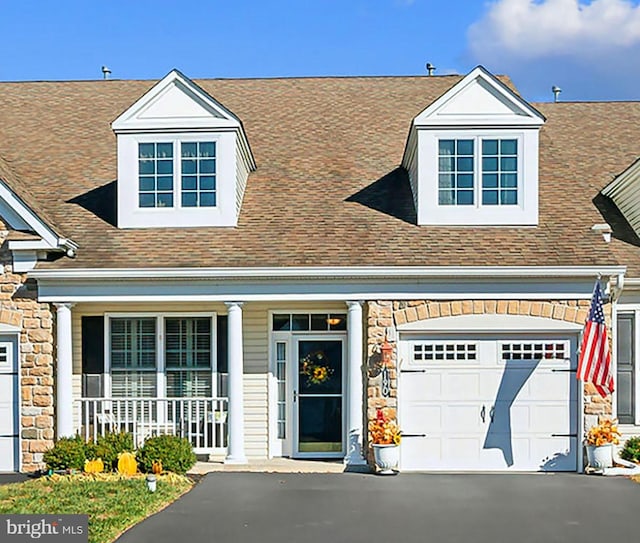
489 406 495 423
293 390 297 403
480 405 486 423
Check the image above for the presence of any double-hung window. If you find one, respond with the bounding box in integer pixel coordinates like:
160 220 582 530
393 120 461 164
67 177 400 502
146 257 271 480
108 315 215 399
438 137 519 207
138 141 217 209
110 318 157 397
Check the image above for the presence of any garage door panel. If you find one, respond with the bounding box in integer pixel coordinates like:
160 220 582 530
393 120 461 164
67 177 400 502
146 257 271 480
402 373 442 398
404 403 442 432
444 404 482 433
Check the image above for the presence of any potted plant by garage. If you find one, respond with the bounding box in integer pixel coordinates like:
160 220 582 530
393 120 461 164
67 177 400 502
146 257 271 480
585 419 621 470
369 408 401 475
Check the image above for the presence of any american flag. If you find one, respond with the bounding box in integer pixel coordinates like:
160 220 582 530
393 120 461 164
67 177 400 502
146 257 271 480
577 281 613 398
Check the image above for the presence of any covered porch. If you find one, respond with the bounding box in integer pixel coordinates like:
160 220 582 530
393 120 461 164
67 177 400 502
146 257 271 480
50 298 367 465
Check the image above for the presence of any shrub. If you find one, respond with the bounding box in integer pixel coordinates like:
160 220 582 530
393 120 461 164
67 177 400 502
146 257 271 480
43 435 86 471
621 436 640 463
95 432 134 471
137 435 196 475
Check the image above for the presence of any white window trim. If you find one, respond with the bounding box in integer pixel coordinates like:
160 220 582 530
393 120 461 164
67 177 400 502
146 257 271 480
613 306 640 425
117 131 237 228
137 137 219 211
416 128 539 226
437 135 521 208
104 312 218 399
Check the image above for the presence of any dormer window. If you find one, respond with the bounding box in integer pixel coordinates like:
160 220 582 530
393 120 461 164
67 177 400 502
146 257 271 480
402 66 545 227
438 137 519 207
137 140 217 209
112 70 255 229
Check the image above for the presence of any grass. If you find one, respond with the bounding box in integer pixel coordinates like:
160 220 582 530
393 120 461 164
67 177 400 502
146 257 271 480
0 473 193 543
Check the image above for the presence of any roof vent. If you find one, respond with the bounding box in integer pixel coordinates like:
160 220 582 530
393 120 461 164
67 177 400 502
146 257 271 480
101 66 112 80
592 223 612 243
552 85 562 102
426 63 436 76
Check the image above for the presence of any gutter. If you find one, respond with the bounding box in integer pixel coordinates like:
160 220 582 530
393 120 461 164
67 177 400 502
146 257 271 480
29 265 627 282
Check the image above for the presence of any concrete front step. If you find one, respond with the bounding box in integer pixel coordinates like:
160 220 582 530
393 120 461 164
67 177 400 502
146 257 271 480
188 458 359 474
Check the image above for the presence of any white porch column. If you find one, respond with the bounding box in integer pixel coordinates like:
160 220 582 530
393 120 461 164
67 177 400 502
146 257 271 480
345 300 367 467
54 303 75 438
224 302 247 464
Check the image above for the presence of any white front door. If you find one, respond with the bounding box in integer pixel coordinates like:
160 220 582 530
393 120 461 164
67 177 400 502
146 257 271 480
0 336 19 472
292 337 345 458
399 335 578 471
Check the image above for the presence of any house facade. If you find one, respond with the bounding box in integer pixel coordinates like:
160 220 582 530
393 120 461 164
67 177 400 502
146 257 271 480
0 66 639 473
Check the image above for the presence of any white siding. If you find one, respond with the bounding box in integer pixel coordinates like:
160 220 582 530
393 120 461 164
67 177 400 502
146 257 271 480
403 128 419 211
235 135 250 215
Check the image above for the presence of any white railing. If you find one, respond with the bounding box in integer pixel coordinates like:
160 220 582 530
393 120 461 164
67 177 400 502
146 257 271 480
75 397 228 454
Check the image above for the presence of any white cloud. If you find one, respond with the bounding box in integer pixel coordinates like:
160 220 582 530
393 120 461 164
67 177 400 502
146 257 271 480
467 0 640 99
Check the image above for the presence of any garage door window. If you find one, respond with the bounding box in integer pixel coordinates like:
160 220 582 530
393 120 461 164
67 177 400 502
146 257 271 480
413 342 477 361
500 342 567 361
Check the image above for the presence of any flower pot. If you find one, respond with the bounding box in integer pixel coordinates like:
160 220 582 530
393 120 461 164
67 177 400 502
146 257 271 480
586 443 614 469
372 444 399 475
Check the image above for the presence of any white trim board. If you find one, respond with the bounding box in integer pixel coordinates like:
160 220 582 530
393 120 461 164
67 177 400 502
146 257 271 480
34 277 606 303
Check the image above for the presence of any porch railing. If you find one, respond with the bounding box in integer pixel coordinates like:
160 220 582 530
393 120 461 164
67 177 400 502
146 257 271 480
75 397 228 454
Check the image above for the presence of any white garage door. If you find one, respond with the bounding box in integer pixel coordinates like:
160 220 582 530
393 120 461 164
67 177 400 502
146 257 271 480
0 337 19 472
399 336 578 471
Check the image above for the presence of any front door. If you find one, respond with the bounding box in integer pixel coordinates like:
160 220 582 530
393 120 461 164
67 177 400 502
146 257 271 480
293 338 344 457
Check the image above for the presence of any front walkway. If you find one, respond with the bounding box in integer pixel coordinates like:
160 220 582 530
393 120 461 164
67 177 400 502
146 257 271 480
189 458 349 474
117 473 640 543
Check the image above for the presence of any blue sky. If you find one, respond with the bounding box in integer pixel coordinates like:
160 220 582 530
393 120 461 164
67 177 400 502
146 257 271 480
1 0 640 101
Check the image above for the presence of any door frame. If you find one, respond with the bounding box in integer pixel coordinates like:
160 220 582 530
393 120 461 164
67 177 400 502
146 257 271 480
268 310 348 459
397 329 582 472
0 332 20 473
291 335 346 459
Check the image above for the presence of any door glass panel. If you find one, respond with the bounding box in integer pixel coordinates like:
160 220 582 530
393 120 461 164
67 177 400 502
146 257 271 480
298 396 342 453
298 340 342 395
297 339 343 454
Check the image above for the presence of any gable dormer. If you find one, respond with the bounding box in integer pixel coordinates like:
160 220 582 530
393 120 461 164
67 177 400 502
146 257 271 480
402 66 545 226
112 70 255 229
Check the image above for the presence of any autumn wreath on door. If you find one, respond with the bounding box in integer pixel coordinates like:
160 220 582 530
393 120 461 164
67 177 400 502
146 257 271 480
300 350 334 386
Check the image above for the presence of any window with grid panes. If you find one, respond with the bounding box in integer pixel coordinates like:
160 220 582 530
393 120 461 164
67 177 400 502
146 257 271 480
110 318 157 397
165 317 212 397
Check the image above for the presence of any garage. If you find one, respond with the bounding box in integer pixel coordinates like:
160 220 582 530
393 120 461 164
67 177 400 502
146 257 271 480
399 333 579 471
0 336 19 472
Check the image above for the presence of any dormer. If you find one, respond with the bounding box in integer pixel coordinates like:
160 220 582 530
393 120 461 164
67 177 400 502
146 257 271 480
402 66 545 226
112 70 256 229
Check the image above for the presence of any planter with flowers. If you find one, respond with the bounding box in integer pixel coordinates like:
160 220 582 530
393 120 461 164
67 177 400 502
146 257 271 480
369 409 401 475
585 419 621 470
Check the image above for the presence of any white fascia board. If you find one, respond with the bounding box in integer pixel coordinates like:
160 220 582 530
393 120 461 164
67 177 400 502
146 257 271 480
112 69 242 133
29 265 625 281
0 179 61 247
414 66 545 128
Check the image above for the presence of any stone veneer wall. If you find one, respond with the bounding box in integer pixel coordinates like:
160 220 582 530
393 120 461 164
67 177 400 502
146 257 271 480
0 225 54 472
365 299 613 457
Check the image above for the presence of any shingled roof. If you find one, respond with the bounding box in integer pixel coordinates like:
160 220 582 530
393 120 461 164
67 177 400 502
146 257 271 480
0 75 638 272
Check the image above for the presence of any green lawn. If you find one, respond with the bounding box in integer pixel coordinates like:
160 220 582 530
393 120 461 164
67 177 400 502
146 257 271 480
0 474 193 543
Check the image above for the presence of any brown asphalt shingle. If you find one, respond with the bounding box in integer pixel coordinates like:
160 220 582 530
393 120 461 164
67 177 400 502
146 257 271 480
0 75 638 272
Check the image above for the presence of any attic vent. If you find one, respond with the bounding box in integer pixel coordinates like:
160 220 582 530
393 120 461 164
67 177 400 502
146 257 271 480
101 66 112 80
552 85 561 102
426 63 436 76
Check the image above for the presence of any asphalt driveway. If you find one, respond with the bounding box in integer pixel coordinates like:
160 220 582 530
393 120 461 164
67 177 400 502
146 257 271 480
117 473 640 543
